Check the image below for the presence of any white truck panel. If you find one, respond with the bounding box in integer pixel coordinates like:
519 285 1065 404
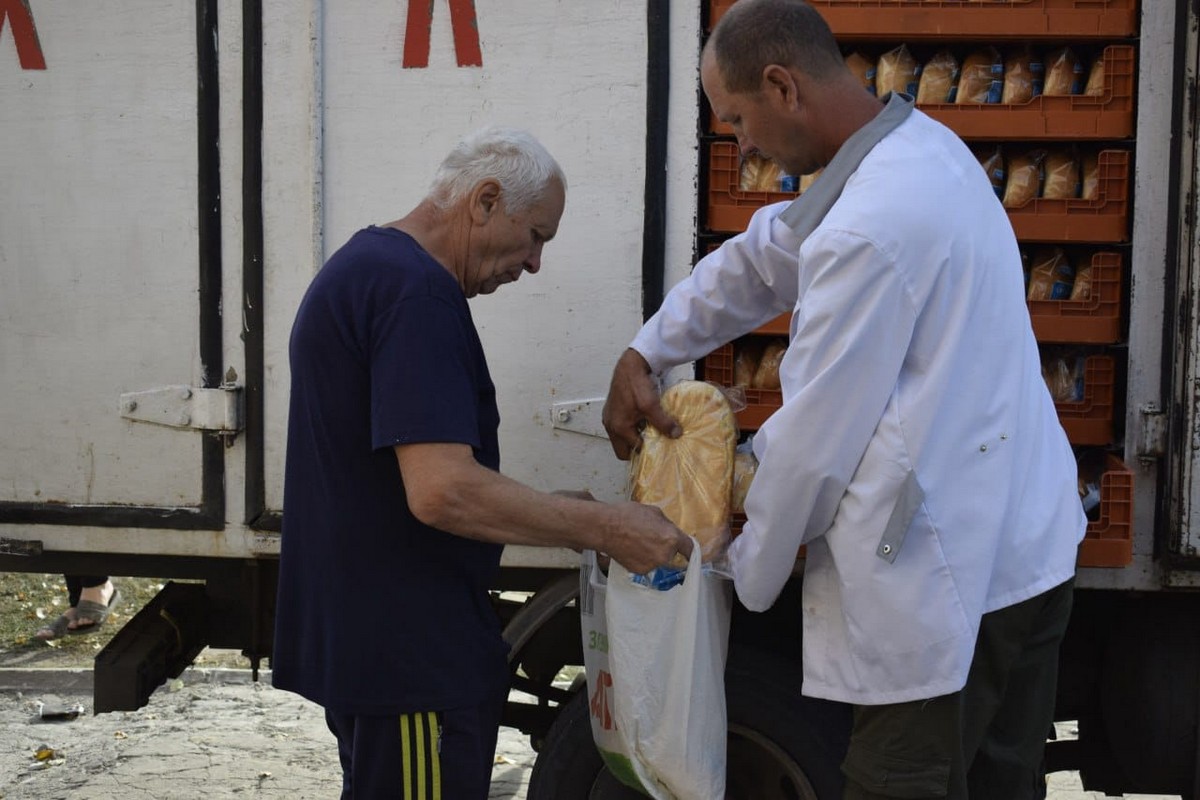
0 3 204 509
263 1 662 514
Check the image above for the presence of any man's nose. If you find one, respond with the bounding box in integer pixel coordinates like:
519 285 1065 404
525 244 544 274
736 133 756 157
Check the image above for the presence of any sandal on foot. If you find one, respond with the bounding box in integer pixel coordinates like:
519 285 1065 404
34 613 73 641
68 587 121 635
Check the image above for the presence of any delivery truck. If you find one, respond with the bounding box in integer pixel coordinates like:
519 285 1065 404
2 0 1198 796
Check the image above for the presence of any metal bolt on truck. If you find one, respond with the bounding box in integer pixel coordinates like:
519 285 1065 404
2 1 1199 796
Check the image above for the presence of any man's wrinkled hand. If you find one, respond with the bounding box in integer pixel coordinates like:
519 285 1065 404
602 349 681 461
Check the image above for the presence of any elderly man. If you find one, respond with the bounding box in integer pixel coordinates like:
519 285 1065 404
273 126 690 799
603 2 1085 798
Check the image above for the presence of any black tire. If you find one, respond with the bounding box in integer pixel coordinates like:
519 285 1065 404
527 646 850 799
527 689 646 799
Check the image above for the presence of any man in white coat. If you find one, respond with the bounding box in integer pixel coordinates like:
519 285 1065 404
602 1 1087 797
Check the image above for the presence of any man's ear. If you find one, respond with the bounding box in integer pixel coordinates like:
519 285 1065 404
761 64 800 110
470 179 503 224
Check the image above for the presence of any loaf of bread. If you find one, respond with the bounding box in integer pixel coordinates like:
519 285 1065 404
1070 264 1093 302
1041 150 1080 200
1081 151 1100 200
731 446 758 515
917 50 959 104
752 339 787 390
733 340 764 388
1084 55 1105 97
1027 247 1075 301
957 46 1003 104
740 154 783 193
1043 47 1084 95
1002 45 1043 104
1003 149 1046 209
974 144 1006 199
876 44 920 98
630 380 737 565
845 51 877 95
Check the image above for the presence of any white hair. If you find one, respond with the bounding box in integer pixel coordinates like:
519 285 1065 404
429 126 567 214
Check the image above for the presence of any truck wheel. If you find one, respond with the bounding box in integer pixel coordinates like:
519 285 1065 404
526 646 849 799
526 690 645 799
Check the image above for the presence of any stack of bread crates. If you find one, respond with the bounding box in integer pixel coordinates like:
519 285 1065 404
697 0 1136 566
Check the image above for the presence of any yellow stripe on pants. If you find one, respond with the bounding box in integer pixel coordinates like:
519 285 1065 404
426 712 442 799
399 713 440 800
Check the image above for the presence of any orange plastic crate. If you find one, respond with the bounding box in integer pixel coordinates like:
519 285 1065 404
706 143 1129 240
710 46 1134 138
1077 453 1133 567
921 46 1134 140
1054 355 1115 445
705 141 800 234
709 0 1138 37
1007 149 1130 242
699 342 782 431
1028 252 1123 343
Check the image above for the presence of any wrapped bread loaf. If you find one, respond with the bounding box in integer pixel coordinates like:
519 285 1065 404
917 50 959 104
1084 54 1105 96
1081 151 1100 200
957 46 1004 104
740 154 783 193
630 380 737 565
876 44 920 98
1027 247 1075 301
1002 45 1044 104
1070 263 1093 302
1003 149 1046 209
752 339 787 390
733 340 764 388
1044 47 1084 95
845 51 877 95
731 446 758 515
1041 150 1080 199
974 144 1006 200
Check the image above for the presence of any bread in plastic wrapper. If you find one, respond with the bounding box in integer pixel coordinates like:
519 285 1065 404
1027 247 1075 301
739 154 783 193
1043 47 1085 96
751 339 787 390
1070 264 1093 302
1084 55 1105 97
1003 149 1046 209
917 50 959 104
733 339 764 388
1081 151 1100 200
845 51 877 95
731 438 758 516
957 46 1004 104
629 380 737 570
875 44 920 98
1002 45 1044 105
974 144 1006 200
1041 149 1080 200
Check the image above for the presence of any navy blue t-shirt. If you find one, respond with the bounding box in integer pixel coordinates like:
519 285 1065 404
272 226 508 714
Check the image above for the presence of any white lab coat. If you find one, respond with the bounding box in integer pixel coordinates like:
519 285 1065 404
630 110 1086 705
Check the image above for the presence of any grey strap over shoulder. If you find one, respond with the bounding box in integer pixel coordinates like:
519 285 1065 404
778 92 914 238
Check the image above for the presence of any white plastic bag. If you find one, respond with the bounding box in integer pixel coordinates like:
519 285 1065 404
579 542 733 799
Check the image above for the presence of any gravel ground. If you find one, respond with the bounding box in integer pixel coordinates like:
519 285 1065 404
0 574 1182 798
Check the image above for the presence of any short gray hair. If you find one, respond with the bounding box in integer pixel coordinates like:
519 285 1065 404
429 126 567 214
709 0 844 93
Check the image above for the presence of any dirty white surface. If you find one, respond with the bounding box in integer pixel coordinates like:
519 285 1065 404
0 669 1181 799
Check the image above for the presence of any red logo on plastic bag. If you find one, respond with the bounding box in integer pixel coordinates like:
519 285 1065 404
589 670 617 731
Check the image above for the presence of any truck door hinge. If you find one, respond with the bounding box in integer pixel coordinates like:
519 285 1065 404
551 398 608 439
1137 403 1167 465
120 382 245 443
